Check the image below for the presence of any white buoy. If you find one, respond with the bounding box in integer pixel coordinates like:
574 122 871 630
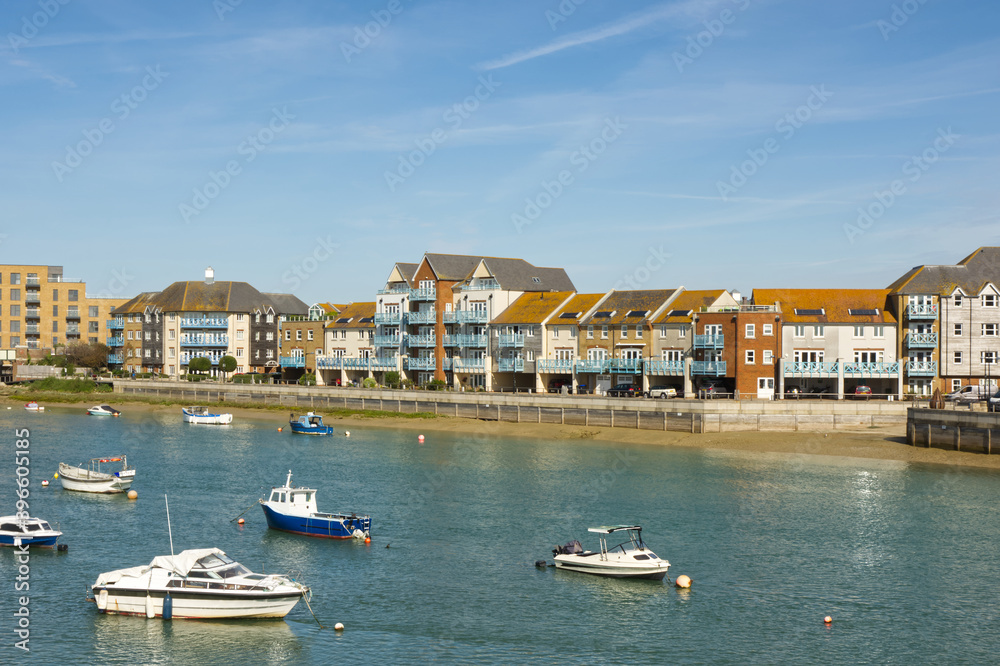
41 480 49 487
345 431 350 437
418 435 425 443
334 622 344 631
675 575 692 588
127 490 138 500
824 615 833 624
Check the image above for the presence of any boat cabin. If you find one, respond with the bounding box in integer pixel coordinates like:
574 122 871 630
268 486 319 515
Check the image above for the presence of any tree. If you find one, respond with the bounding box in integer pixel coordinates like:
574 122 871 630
188 356 212 374
66 342 111 369
384 371 400 388
219 355 237 381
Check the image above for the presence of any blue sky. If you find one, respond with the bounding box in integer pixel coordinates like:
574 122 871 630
2 0 998 304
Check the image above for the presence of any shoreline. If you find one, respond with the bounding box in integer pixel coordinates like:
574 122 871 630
7 395 999 471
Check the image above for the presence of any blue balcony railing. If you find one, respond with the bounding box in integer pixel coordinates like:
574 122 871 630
441 358 453 371
371 357 399 370
181 317 228 328
691 361 727 376
442 334 458 347
498 333 525 348
453 334 487 347
374 335 401 347
180 334 229 347
107 336 123 347
180 353 222 365
498 358 525 372
316 356 343 369
375 312 403 325
443 310 489 325
410 287 437 301
906 303 937 319
377 285 410 295
407 310 437 325
694 334 724 349
842 361 899 376
452 357 486 371
608 359 643 373
645 359 684 375
279 356 306 368
407 334 436 347
107 319 124 330
107 353 123 364
575 359 608 373
905 332 938 348
785 361 839 375
407 357 436 371
906 360 937 376
459 279 499 291
537 359 574 373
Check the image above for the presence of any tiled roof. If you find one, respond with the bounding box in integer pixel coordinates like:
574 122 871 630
652 290 731 324
887 247 1000 295
752 289 896 324
112 282 307 316
579 289 678 326
458 258 575 292
111 292 160 315
552 293 604 323
262 293 309 316
490 291 574 325
324 302 376 329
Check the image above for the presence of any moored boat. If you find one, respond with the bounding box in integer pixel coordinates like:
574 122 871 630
288 412 335 435
552 525 670 580
260 470 371 539
91 548 309 619
58 456 135 493
182 406 233 425
24 402 44 412
87 405 121 417
0 516 62 548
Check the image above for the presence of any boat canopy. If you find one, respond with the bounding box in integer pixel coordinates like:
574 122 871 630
587 525 642 534
95 548 228 586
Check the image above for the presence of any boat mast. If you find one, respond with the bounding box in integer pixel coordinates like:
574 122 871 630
164 494 175 556
286 470 293 488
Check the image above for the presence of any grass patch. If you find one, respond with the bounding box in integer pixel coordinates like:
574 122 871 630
24 378 112 393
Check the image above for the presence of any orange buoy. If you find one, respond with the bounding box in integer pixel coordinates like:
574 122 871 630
675 575 692 588
238 518 245 525
824 616 833 624
127 490 138 500
364 536 371 543
418 434 425 443
278 427 283 432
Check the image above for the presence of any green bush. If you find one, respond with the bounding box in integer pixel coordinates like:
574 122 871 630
181 374 207 382
298 373 317 386
425 378 448 391
362 377 378 389
384 371 400 388
28 378 98 393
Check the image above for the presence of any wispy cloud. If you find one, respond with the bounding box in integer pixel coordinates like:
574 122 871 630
476 0 720 71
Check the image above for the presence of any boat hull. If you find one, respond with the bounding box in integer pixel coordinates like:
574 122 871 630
182 409 233 425
288 423 334 435
58 463 134 493
553 556 669 580
261 503 370 539
0 535 59 548
93 587 303 619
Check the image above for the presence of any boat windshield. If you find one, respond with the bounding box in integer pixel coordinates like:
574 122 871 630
218 564 251 578
196 553 233 569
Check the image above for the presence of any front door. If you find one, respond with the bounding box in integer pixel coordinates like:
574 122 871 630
757 377 774 400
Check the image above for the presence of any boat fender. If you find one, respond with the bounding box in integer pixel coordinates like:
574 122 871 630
535 560 548 568
57 544 68 552
162 593 173 620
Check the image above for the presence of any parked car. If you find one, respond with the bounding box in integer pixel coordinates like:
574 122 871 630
946 385 993 403
606 383 640 398
644 385 678 399
697 381 727 398
854 385 872 395
988 390 1000 412
785 385 802 395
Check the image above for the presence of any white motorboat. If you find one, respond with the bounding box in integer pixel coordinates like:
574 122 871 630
91 548 309 619
0 516 62 548
24 402 44 412
552 525 670 580
58 456 136 493
182 406 233 425
87 405 121 416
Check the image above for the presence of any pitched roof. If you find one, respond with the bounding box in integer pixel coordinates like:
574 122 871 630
551 293 605 323
887 247 1000 295
579 289 678 326
261 293 309 316
456 257 575 292
423 254 487 281
111 292 161 315
324 302 376 329
651 290 732 324
491 291 574 325
752 289 896 324
112 282 307 316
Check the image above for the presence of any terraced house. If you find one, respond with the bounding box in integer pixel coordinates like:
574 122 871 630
537 292 605 393
315 302 378 386
489 290 575 392
278 303 342 380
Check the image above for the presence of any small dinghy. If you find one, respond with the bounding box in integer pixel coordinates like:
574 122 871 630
24 402 44 412
58 456 136 494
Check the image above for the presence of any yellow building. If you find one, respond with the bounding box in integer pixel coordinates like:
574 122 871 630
0 264 126 356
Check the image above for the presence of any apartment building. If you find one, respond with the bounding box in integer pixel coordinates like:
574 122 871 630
0 264 126 355
488 291 575 392
537 293 604 393
278 303 342 380
692 299 782 399
316 302 378 386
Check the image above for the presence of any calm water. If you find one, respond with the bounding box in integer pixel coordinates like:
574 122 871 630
2 407 1000 664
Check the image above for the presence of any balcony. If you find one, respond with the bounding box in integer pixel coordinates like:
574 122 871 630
452 357 485 371
407 310 437 325
25 294 40 305
694 334 724 349
538 359 574 373
374 335 402 347
442 310 489 325
316 356 343 369
453 334 487 348
181 353 221 365
107 336 124 347
442 334 458 347
342 357 374 370
410 287 437 301
441 358 453 371
608 359 643 374
459 279 499 291
25 308 40 320
645 359 684 375
407 334 436 348
906 303 937 319
25 325 40 335
279 356 306 368
26 278 40 287
65 311 81 321
180 334 229 347
107 353 123 364
785 361 839 376
375 312 403 325
498 358 525 372
66 326 80 335
905 332 938 348
691 361 727 376
407 357 436 371
180 317 229 328
498 333 525 348
842 362 900 376
906 360 937 376
371 357 399 371
576 359 608 373
377 285 410 295
107 319 124 330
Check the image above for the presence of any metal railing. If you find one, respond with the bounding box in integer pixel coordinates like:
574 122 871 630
181 317 229 328
107 336 124 347
374 335 402 347
498 333 525 348
407 334 437 347
645 359 684 375
407 357 436 371
537 359 574 373
180 334 229 347
107 319 124 330
691 360 727 376
842 361 900 376
497 358 524 372
375 312 403 324
452 334 487 347
279 356 306 368
906 303 937 319
905 332 938 347
452 357 486 371
407 310 437 325
785 361 839 375
608 359 643 373
409 287 436 301
905 360 937 376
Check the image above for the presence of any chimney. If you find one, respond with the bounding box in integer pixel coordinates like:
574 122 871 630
205 267 215 285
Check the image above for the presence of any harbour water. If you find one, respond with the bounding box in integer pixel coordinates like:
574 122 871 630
3 407 1000 663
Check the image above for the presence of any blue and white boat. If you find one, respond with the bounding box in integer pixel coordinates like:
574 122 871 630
259 471 370 540
288 412 335 435
0 516 62 548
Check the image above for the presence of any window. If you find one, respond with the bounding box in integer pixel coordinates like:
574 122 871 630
10 273 19 285
266 350 274 359
745 350 755 364
552 327 559 339
145 332 151 341
89 306 98 317
952 378 962 392
763 324 773 336
526 350 534 361
52 321 59 332
854 351 883 363
307 330 313 341
853 326 864 338
144 349 151 358
254 350 260 360
127 331 133 340
954 351 963 364
814 326 824 338
526 326 534 337
983 294 997 308
570 327 577 338
168 329 175 340
296 330 302 341
621 325 628 338
983 324 998 337
636 326 643 339
68 289 78 301
237 348 244 358
237 314 244 321
744 323 755 338
601 326 608 339
10 289 19 301
794 326 805 338
763 349 773 364
168 348 175 358
9 337 18 346
587 326 594 339
266 314 274 323
678 325 687 338
955 294 963 306
659 326 667 338
873 326 884 338
266 332 274 341
254 331 260 341
983 351 998 365
144 314 150 323
89 322 98 333
663 349 682 362
10 305 18 316
285 330 291 341
954 323 963 336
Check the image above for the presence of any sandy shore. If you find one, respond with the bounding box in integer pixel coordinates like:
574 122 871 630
8 396 1000 471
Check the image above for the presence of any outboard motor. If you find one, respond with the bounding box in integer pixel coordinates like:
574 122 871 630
552 540 583 556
